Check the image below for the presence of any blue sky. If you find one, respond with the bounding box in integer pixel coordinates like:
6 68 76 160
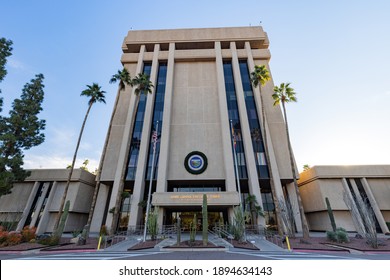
1 0 389 172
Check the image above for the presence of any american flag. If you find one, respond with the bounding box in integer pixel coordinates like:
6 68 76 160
231 125 237 149
152 129 158 152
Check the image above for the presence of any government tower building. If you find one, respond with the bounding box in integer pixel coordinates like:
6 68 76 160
90 26 303 234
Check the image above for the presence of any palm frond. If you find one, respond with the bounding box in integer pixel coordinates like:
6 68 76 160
110 68 132 90
250 64 270 88
273 82 297 105
81 83 106 105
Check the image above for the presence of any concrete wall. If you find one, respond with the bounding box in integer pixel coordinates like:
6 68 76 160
168 61 224 180
0 169 98 233
299 165 390 232
100 63 138 181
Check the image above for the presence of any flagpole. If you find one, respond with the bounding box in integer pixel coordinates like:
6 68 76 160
230 120 243 211
230 120 246 241
143 121 159 242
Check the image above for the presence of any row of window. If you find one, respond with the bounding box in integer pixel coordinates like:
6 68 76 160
126 63 152 180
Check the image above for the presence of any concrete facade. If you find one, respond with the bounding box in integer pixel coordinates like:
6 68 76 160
0 169 97 234
298 165 390 234
92 26 299 234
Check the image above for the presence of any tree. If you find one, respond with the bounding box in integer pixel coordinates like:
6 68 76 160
245 194 265 225
84 68 133 237
0 38 13 111
110 72 154 233
250 64 284 235
53 83 106 232
0 74 46 196
272 82 310 238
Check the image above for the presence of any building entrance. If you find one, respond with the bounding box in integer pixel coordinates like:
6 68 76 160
166 210 228 231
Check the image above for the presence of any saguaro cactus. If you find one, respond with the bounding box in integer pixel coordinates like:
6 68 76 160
202 194 208 246
325 197 337 231
189 214 197 245
176 217 181 245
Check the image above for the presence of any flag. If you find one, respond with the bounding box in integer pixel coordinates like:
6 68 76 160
231 124 237 149
152 129 158 152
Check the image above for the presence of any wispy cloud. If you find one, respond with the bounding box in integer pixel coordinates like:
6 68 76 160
23 154 99 171
7 58 26 70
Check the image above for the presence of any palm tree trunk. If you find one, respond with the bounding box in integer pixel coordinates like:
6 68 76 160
259 87 284 236
53 102 93 232
281 101 310 239
84 88 122 237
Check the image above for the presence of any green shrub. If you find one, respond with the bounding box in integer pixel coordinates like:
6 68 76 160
386 222 390 231
326 227 350 243
326 230 337 242
336 229 350 243
38 235 59 246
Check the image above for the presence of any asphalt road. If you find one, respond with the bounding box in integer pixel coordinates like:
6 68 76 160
1 249 390 260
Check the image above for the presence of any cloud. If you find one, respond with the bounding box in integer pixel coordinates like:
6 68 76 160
7 58 26 70
23 154 99 172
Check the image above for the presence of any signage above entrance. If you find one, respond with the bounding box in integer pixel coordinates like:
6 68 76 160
184 151 208 175
152 191 240 206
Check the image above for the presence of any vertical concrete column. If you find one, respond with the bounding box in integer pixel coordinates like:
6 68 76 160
30 182 50 227
128 44 160 228
361 178 389 233
156 42 175 193
106 45 146 231
156 42 175 227
230 41 264 225
16 181 40 231
215 41 235 192
341 178 365 231
285 182 303 231
245 42 284 201
36 181 57 234
349 179 362 200
90 183 110 233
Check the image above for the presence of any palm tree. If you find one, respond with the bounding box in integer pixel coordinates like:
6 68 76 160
245 194 265 225
83 68 132 237
272 82 310 239
250 64 284 236
53 83 106 232
132 73 154 95
110 72 154 233
110 68 133 90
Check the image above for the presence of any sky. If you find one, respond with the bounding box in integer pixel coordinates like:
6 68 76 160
1 0 389 173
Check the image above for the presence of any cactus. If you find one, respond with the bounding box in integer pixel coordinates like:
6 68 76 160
325 197 337 232
202 194 208 246
147 207 159 241
176 217 181 245
189 214 197 245
52 200 70 244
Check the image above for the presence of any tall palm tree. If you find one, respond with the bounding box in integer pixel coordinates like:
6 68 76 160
110 68 133 90
84 68 132 237
132 73 154 95
53 83 106 232
250 64 284 235
273 82 310 239
110 72 154 233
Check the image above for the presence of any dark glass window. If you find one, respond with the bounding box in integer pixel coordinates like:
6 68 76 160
223 61 248 179
239 60 269 178
126 63 152 180
145 62 168 180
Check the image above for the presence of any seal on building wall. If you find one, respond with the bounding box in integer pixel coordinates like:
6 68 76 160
184 151 208 175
